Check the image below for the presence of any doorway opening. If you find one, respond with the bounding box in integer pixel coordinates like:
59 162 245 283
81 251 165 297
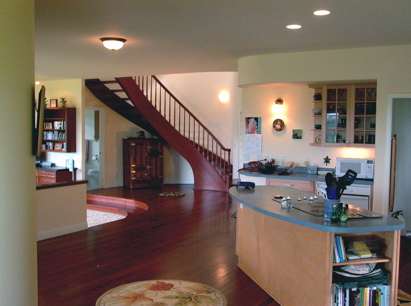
390 95 411 236
85 108 104 190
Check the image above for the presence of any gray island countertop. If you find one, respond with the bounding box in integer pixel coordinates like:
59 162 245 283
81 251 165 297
229 185 404 233
239 170 374 185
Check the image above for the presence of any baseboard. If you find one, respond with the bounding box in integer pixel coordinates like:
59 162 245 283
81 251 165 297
37 222 88 241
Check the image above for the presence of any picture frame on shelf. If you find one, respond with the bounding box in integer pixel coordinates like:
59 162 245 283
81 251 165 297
44 122 53 129
54 121 64 129
50 99 58 108
54 142 63 151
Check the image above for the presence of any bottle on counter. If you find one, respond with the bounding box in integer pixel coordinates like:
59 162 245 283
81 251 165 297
339 204 348 222
330 204 340 223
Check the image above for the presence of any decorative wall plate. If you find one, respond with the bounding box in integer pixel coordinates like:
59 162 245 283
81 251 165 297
273 118 285 131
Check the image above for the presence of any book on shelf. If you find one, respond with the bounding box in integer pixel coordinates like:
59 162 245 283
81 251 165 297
334 235 347 263
332 284 390 306
349 241 373 259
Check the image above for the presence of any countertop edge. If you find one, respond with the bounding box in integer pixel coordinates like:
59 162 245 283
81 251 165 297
229 186 404 233
238 170 374 185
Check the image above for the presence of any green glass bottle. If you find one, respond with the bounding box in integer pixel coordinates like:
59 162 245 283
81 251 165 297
339 204 348 222
330 204 340 223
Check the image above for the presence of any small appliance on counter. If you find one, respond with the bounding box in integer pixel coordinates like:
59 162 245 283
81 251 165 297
335 157 374 179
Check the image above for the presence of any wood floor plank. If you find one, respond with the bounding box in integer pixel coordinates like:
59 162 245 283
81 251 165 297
38 184 411 305
38 185 279 305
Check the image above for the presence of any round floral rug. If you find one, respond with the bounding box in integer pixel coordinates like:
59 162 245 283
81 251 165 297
96 279 227 305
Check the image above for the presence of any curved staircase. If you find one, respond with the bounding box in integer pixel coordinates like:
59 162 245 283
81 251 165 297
85 76 232 192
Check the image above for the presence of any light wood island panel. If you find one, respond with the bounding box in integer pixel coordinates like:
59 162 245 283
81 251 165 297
237 203 333 305
231 186 404 306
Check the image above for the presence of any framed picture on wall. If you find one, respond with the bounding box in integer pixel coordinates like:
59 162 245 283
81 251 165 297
292 129 302 139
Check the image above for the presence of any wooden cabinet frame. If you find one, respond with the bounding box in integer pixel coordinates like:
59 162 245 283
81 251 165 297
123 138 163 189
309 84 376 148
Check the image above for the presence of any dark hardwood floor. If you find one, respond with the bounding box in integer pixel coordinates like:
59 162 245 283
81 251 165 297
38 185 411 305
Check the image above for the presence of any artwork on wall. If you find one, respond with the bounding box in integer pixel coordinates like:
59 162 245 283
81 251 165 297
292 129 302 139
273 118 285 131
244 117 262 154
245 117 261 134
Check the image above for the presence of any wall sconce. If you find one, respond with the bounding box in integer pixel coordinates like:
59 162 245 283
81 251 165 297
218 90 230 103
100 37 127 51
272 98 284 113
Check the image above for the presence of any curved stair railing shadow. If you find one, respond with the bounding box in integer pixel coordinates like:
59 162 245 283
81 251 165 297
85 76 232 192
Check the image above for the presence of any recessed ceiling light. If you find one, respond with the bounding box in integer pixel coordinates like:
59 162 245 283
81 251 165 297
286 24 302 30
314 10 330 16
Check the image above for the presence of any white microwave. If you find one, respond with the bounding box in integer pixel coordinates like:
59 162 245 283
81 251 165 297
335 157 374 179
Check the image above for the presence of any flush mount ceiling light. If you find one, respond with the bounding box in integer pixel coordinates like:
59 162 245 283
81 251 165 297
314 10 331 16
100 37 127 51
286 24 302 30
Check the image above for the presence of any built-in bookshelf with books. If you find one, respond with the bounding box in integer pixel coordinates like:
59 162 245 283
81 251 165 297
331 233 397 306
41 107 76 152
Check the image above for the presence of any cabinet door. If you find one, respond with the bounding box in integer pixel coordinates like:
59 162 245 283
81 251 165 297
129 141 149 182
324 86 349 144
267 178 314 193
145 141 163 182
353 84 376 145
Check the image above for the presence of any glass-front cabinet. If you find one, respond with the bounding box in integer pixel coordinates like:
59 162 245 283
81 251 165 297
325 86 348 144
310 83 376 147
353 84 377 145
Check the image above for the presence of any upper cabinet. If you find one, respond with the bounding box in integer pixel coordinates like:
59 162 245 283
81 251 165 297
309 83 376 147
42 107 76 152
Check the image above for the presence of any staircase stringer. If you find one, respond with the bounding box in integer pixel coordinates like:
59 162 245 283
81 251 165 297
116 77 230 192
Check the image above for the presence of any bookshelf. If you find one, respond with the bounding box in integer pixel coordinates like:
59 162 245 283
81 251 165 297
331 232 399 305
41 108 76 152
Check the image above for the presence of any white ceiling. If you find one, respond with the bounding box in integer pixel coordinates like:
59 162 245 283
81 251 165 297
35 0 411 81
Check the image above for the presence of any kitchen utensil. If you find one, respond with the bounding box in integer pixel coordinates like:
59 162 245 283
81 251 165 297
342 169 357 186
317 187 328 199
325 172 334 187
336 169 358 198
326 187 337 199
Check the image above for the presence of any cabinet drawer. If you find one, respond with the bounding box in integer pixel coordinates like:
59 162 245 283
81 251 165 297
37 170 56 178
267 178 314 193
37 177 57 185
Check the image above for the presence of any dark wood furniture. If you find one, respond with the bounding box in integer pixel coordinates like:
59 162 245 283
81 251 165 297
123 138 163 189
36 167 75 186
42 107 76 152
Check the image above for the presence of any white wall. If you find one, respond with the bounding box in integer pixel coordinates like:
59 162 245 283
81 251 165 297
0 1 37 304
36 184 88 240
157 72 242 180
241 84 375 168
238 44 411 214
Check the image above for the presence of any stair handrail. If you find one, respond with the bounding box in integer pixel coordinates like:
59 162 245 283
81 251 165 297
135 75 231 178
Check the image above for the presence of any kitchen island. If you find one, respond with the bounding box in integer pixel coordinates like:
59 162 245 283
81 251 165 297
229 185 404 305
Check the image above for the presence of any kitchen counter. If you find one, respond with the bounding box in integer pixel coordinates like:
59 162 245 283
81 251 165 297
230 185 403 305
238 170 374 185
229 185 403 233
